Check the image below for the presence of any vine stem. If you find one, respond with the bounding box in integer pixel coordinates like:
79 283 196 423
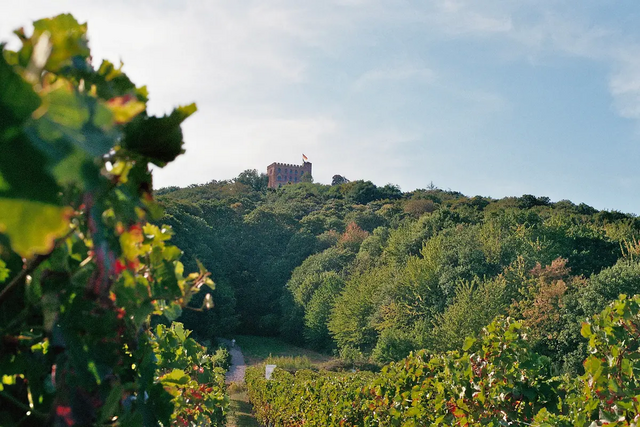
0 390 46 419
0 254 48 304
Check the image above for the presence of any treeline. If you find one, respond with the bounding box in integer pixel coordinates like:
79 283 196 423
157 170 640 374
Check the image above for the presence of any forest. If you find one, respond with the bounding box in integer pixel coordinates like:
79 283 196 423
161 174 640 425
160 171 640 375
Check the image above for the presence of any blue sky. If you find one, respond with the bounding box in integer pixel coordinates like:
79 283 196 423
2 1 640 213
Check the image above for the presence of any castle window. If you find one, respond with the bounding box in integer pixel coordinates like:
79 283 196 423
295 170 298 174
295 177 298 182
300 171 304 176
277 175 282 181
278 168 281 173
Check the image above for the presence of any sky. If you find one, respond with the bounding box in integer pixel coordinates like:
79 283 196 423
2 1 640 214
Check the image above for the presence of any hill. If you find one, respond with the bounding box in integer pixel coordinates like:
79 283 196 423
157 170 640 375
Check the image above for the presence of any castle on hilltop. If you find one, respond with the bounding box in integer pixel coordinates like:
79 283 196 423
267 159 312 188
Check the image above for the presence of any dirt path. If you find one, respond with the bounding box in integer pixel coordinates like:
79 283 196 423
224 341 247 384
218 339 260 427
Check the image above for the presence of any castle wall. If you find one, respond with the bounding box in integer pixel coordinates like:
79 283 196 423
267 162 312 188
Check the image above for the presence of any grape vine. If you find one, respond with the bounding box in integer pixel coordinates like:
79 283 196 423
0 14 227 426
247 298 640 426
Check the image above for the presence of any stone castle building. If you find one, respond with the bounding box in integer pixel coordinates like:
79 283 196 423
267 161 312 188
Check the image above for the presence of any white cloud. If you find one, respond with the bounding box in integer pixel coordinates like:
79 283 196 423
608 49 640 120
432 4 513 35
2 0 640 213
352 65 435 91
519 15 640 124
406 2 640 126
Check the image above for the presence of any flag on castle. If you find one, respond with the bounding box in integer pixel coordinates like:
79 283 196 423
302 154 308 162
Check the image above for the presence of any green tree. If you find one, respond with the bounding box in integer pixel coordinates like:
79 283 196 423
236 168 269 191
345 180 380 204
429 277 509 352
331 174 349 185
304 272 344 350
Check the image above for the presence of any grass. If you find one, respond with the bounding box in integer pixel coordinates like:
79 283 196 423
264 355 315 372
233 335 333 366
226 386 260 427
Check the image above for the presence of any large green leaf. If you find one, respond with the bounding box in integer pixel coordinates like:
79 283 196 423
122 104 196 166
0 46 41 128
26 80 118 190
0 55 71 257
0 132 61 203
94 60 149 102
160 369 189 385
152 260 182 299
32 14 89 73
0 132 69 257
0 199 71 257
0 45 40 132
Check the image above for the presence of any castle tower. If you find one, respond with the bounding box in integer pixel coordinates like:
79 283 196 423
267 161 312 188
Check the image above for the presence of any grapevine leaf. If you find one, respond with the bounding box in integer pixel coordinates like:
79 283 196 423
26 80 117 190
580 322 592 339
0 47 41 127
173 322 187 341
462 337 476 352
106 95 146 124
163 303 182 322
94 60 148 101
184 339 203 359
0 259 9 283
98 383 124 425
160 369 189 385
0 127 71 257
31 14 89 73
41 292 59 331
122 104 196 166
132 302 155 329
120 226 143 261
147 382 174 426
152 260 182 299
172 103 197 121
0 199 71 258
162 246 182 262
0 130 61 204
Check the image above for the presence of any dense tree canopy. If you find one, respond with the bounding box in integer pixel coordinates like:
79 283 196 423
158 175 640 375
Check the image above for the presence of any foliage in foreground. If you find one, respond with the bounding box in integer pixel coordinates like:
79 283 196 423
246 295 640 426
0 15 227 426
